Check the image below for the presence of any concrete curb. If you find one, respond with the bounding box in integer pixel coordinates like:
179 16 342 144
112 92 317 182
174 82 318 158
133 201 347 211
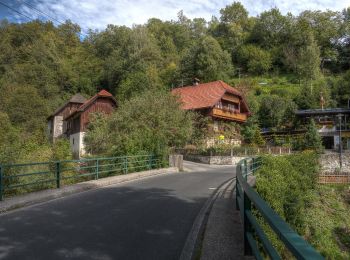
179 177 235 260
0 167 179 214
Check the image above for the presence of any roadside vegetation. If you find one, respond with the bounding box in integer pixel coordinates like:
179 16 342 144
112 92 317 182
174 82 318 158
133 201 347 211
255 152 350 258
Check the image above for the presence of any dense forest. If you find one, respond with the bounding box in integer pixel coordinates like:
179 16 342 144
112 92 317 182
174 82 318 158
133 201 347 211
0 2 350 163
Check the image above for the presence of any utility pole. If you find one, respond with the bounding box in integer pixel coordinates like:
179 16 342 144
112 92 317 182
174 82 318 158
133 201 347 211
237 68 241 83
337 114 343 170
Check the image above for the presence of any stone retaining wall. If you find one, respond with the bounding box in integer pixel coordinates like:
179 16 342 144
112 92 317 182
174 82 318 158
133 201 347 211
320 152 350 174
319 151 350 183
184 155 246 165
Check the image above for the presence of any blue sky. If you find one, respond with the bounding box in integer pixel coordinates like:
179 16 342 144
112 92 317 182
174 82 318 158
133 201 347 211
0 0 349 33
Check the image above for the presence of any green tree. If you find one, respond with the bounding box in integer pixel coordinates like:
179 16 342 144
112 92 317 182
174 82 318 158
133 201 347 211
258 95 297 129
304 119 323 152
235 44 272 74
209 2 251 53
85 89 194 159
181 36 233 83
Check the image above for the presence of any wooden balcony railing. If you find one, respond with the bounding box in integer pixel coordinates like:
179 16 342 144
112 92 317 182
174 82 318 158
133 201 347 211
211 108 247 122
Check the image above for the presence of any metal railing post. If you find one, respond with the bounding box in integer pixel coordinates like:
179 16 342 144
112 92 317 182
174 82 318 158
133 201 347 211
148 155 152 170
95 159 99 179
124 157 128 174
0 165 3 201
235 164 240 210
244 159 248 180
56 161 61 189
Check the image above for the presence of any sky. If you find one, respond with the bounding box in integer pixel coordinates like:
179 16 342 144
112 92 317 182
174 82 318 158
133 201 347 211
0 0 349 33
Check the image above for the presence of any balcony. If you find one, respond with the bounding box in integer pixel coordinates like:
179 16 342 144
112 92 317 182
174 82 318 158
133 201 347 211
211 108 247 122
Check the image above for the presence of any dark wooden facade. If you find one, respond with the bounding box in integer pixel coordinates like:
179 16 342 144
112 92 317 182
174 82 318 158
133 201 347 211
66 97 116 135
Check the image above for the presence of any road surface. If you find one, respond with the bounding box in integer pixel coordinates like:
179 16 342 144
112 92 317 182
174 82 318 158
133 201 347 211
0 162 235 260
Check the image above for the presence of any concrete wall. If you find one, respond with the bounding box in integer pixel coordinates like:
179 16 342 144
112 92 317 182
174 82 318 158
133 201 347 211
70 132 86 158
53 115 63 139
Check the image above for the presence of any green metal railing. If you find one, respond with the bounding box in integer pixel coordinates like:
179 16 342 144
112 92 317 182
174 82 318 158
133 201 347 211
0 155 161 200
235 157 324 260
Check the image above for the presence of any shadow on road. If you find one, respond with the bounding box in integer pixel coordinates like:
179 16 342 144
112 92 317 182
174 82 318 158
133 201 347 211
0 186 209 260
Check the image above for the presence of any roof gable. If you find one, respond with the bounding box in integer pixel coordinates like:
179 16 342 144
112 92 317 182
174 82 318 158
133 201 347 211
77 89 116 111
64 89 117 120
48 93 87 119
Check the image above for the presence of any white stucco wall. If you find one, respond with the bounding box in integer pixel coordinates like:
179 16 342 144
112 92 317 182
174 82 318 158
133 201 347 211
69 132 86 158
53 115 63 139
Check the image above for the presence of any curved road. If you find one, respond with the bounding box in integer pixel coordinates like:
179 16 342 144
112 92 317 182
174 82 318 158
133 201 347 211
0 162 235 260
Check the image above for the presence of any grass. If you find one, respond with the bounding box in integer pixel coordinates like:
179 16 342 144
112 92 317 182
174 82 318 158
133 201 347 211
304 184 350 259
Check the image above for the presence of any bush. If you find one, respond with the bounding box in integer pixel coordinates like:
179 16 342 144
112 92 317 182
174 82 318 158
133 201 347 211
255 151 319 256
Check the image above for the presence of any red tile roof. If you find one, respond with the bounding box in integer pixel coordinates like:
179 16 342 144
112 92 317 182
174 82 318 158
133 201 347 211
171 80 250 113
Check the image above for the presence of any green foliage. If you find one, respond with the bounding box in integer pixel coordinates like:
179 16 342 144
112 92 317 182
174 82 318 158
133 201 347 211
1 4 350 165
255 152 320 255
258 95 297 129
0 112 21 164
85 89 194 160
235 44 272 74
241 121 265 146
256 153 350 258
51 139 72 161
303 185 350 259
181 36 233 83
304 119 323 152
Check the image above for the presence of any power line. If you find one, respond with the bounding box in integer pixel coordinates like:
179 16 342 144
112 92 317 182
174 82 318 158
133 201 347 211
0 1 36 42
20 0 66 26
19 0 88 37
0 0 88 38
0 1 33 21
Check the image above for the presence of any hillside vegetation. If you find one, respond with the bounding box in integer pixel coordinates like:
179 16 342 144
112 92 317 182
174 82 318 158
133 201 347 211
256 153 350 258
0 3 350 162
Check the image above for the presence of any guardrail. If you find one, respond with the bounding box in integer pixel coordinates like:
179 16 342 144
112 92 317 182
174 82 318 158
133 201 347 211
0 155 161 200
235 157 324 259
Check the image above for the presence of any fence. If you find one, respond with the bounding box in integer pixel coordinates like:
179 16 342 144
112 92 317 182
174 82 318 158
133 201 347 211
0 155 162 200
235 157 324 259
318 174 350 184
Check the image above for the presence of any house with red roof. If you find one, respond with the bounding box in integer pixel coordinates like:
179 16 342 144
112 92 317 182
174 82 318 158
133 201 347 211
172 79 250 146
48 90 117 157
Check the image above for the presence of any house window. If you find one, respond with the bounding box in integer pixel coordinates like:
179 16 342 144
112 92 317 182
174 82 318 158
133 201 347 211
216 101 223 109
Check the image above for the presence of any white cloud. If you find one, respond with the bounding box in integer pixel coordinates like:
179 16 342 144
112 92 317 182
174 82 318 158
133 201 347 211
16 0 350 32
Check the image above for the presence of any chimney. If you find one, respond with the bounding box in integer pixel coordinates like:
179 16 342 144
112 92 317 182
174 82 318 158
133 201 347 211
193 77 200 86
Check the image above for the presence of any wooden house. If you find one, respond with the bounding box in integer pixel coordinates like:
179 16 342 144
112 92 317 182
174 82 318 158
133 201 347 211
64 90 117 157
172 80 250 146
47 94 87 142
48 90 117 158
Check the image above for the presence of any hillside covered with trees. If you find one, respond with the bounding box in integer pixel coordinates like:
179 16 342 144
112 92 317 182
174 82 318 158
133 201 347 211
0 2 350 163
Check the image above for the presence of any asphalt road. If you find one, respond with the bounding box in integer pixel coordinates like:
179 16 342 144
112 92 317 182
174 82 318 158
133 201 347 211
0 162 235 260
